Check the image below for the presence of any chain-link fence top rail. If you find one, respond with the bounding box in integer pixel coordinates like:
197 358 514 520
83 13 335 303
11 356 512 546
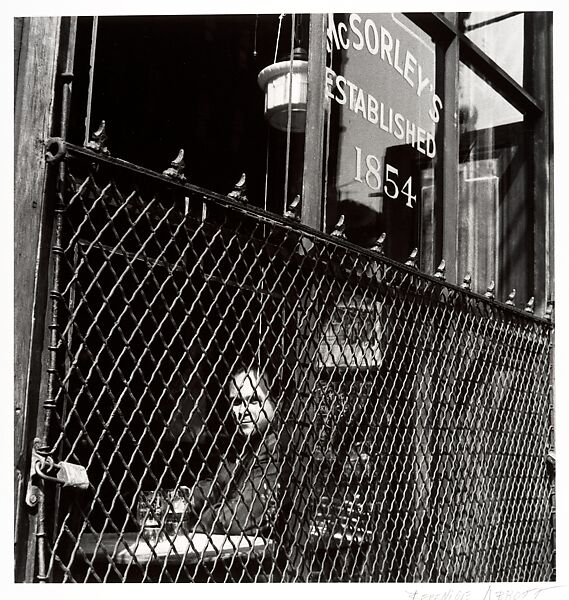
40 143 554 582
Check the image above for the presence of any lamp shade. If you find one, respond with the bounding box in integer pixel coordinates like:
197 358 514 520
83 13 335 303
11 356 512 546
257 48 308 133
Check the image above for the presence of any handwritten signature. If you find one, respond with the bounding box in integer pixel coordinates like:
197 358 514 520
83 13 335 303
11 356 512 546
404 586 564 600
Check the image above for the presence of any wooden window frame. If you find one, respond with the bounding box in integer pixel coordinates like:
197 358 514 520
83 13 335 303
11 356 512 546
303 12 553 310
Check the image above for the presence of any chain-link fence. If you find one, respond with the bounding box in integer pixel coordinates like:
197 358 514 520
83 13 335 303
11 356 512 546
34 144 554 582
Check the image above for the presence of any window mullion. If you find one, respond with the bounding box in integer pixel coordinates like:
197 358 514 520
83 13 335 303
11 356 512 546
436 35 460 283
523 11 553 313
301 13 327 231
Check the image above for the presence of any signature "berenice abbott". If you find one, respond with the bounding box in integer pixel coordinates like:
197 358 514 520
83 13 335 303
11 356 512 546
404 585 564 600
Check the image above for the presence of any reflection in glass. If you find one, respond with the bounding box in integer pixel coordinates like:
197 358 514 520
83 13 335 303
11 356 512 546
458 63 528 299
459 12 524 85
459 62 522 132
441 13 458 26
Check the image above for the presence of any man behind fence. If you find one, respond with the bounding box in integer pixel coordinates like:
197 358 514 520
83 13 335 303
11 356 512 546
185 366 279 536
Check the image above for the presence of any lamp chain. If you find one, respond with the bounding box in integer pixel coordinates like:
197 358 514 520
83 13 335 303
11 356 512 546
274 13 285 63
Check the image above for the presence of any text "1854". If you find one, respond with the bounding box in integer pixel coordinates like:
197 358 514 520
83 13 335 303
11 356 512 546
354 146 417 208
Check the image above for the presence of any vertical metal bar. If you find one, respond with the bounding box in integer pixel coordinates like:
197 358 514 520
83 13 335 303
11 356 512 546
263 131 270 212
301 14 327 231
548 325 556 578
322 17 332 233
34 12 77 565
59 17 77 140
84 16 98 145
34 168 66 583
282 14 296 211
44 18 78 581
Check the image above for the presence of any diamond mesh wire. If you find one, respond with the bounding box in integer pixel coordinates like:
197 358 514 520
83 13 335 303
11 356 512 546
40 148 554 582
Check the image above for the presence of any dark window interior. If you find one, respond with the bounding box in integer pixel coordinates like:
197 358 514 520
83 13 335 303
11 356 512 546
69 15 306 214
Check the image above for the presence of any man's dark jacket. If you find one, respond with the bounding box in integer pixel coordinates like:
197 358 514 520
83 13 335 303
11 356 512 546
188 433 278 535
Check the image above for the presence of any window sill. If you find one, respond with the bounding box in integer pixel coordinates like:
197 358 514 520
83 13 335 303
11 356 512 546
79 532 270 565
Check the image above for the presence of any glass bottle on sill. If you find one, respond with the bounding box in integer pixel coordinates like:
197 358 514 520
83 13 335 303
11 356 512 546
137 490 167 545
164 487 191 538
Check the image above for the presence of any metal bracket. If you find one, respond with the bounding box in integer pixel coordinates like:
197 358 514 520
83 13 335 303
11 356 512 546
25 470 40 509
546 449 555 478
45 137 67 164
26 440 89 508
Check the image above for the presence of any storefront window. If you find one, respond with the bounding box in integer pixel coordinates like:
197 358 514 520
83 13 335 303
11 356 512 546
459 12 524 85
324 13 438 265
458 62 528 298
79 15 307 215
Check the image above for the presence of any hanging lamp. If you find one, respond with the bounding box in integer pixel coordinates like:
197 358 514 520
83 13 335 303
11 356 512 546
257 47 308 133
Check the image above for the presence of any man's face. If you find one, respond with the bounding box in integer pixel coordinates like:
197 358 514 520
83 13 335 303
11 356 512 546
229 370 274 437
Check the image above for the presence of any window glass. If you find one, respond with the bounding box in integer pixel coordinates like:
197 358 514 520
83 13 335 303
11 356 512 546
325 13 439 267
459 12 524 84
458 63 529 299
439 12 458 26
458 62 523 131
